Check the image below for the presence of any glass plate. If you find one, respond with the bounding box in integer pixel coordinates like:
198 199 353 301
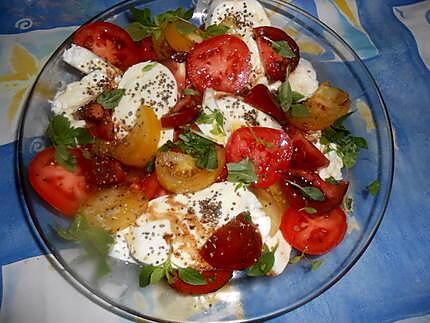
17 0 394 321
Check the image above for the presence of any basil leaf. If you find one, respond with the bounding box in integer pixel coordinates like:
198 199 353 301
343 196 353 213
247 244 276 277
178 268 207 285
139 265 157 287
367 179 380 196
196 109 225 136
150 267 166 284
177 23 197 35
96 88 125 109
227 158 257 186
325 176 339 184
54 145 76 171
299 207 317 214
202 24 230 38
145 156 156 173
142 62 156 72
290 103 310 117
272 40 295 58
183 88 200 96
291 91 305 102
278 81 293 112
289 255 303 264
311 259 323 271
126 22 156 41
130 7 155 27
176 132 218 169
287 180 325 201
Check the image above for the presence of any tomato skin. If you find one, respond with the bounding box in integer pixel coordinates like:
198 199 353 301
280 207 347 255
163 59 188 92
226 127 293 188
73 22 139 71
169 270 233 295
200 212 262 270
287 128 329 171
78 103 115 141
160 95 202 128
131 172 169 200
28 147 92 216
253 26 300 82
244 84 287 125
187 34 251 93
137 36 158 62
282 169 348 214
85 155 127 187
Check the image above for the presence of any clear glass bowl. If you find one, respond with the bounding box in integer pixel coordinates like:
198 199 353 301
17 0 394 321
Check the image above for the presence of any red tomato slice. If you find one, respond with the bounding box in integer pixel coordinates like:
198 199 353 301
187 34 251 93
287 127 329 171
79 103 115 141
131 172 169 200
226 127 293 188
280 207 347 255
28 147 92 216
282 169 348 214
161 95 202 128
253 26 300 82
244 84 287 125
200 212 262 270
73 22 139 71
137 36 158 62
163 59 188 92
85 155 127 187
169 270 233 295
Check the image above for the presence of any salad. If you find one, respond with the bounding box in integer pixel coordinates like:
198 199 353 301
28 0 370 295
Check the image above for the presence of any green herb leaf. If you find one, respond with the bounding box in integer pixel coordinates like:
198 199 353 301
150 267 166 284
177 23 197 35
126 22 156 41
227 158 257 186
183 88 200 96
367 179 380 196
272 40 295 58
130 7 155 27
311 259 323 271
202 24 230 38
289 254 304 264
287 180 325 201
196 109 225 136
178 268 207 285
142 62 157 72
176 132 218 169
299 207 318 214
54 145 76 171
145 156 156 173
139 265 157 287
96 88 125 109
290 103 310 117
343 196 353 213
55 214 114 277
247 244 276 277
158 140 176 152
243 211 253 223
291 91 305 102
278 81 293 112
325 176 339 184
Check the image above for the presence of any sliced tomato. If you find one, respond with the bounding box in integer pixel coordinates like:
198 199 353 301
161 95 202 128
200 212 262 270
163 59 188 92
187 34 251 93
280 207 347 255
79 103 115 141
253 26 300 82
137 36 158 62
169 270 233 295
85 155 127 187
131 171 169 200
287 127 329 171
225 127 293 188
73 22 139 71
28 147 92 216
244 84 287 125
282 169 348 214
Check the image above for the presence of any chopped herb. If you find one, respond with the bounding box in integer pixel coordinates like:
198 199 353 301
176 132 218 169
248 244 276 277
127 6 194 41
82 150 92 160
142 62 157 72
145 156 156 173
290 103 310 117
289 253 304 264
178 268 207 285
196 109 225 136
367 179 380 196
287 180 325 201
292 91 305 102
139 265 157 287
96 88 125 109
272 40 295 58
183 88 200 96
202 24 230 38
158 140 176 152
277 80 304 113
325 176 339 184
227 158 257 186
299 207 318 214
343 196 353 213
311 259 323 271
55 214 114 277
46 115 94 171
243 211 253 223
321 112 368 168
176 23 197 35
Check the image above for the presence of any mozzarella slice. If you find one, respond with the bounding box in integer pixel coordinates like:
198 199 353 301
206 0 270 37
62 44 122 78
127 182 271 270
197 88 282 145
245 34 269 87
112 61 178 139
265 231 292 276
288 58 319 100
109 228 135 263
51 70 115 127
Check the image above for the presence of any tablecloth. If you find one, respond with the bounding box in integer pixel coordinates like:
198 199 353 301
1 0 430 322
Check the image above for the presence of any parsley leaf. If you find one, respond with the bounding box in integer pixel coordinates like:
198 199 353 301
367 179 380 196
196 109 225 136
227 158 257 186
96 88 125 109
247 244 276 277
46 115 94 171
287 180 325 201
176 132 218 169
202 24 230 38
272 40 295 58
55 214 114 277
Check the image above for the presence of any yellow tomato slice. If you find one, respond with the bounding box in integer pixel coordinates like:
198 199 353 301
164 21 199 52
155 147 226 193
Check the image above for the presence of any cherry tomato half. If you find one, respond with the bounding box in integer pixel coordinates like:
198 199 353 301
169 270 233 295
280 207 347 255
226 127 293 188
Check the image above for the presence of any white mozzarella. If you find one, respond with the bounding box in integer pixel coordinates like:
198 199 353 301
288 58 319 99
127 182 271 270
265 231 292 276
206 0 270 37
62 44 122 78
315 142 344 180
51 70 115 127
109 228 135 264
197 89 282 145
245 35 269 87
112 61 178 139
